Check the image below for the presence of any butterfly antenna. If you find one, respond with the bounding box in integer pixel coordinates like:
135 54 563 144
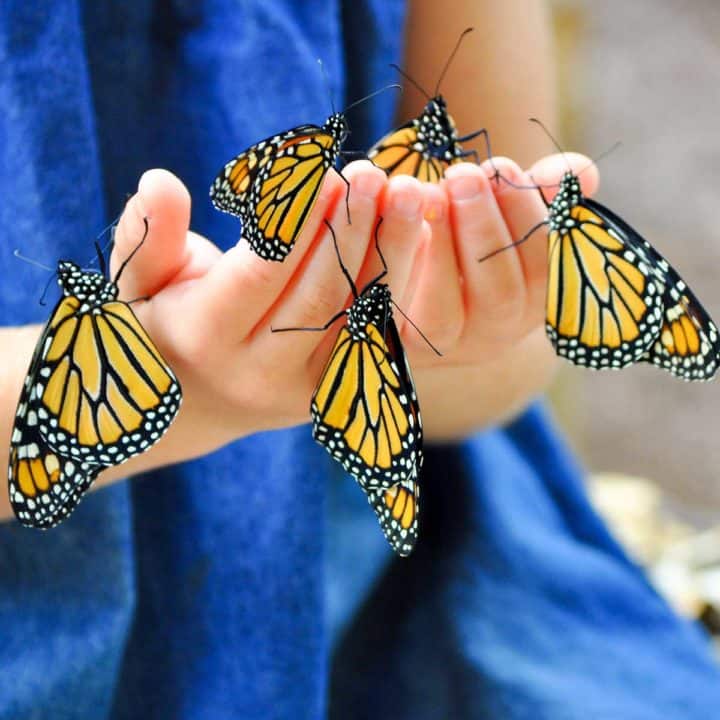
577 141 623 178
477 219 548 264
38 273 59 307
317 58 336 115
325 219 358 299
529 117 574 174
435 26 474 96
390 64 431 101
113 216 150 286
12 250 54 273
94 240 107 278
342 84 402 114
83 209 124 268
391 300 442 356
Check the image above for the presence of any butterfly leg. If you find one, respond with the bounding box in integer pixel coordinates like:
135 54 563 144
456 128 500 184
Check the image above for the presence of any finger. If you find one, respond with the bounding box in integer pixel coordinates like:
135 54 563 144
111 169 193 299
481 157 551 329
444 163 523 335
355 174 427 307
404 183 464 350
191 166 346 340
255 160 386 358
527 152 600 201
303 175 428 380
481 154 601 328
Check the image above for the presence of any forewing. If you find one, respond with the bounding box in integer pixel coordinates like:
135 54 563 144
211 125 337 261
546 199 664 369
35 300 181 465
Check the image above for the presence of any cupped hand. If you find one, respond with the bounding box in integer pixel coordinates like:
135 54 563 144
105 161 427 478
390 153 600 439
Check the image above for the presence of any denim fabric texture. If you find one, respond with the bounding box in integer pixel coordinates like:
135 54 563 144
1 2 719 719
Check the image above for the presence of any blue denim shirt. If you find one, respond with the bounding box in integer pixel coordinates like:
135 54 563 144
1 2 718 718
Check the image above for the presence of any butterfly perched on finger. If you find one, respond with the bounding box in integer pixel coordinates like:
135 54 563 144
8 219 183 529
481 119 720 381
210 113 349 262
210 83 398 262
272 219 439 556
367 27 494 183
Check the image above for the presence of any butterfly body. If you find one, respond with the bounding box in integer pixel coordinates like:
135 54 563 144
284 220 424 555
9 258 182 528
311 282 422 492
310 278 421 556
544 171 720 379
368 96 469 183
414 97 464 161
210 113 349 261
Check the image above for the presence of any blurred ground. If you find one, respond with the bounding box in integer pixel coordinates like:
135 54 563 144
550 1 720 519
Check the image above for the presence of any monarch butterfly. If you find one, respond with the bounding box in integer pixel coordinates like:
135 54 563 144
367 27 492 183
8 219 182 528
273 219 432 556
482 120 720 380
210 113 349 262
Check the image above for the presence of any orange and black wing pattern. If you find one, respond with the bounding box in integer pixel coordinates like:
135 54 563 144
367 122 448 183
544 175 720 379
366 477 419 557
544 174 665 370
581 196 720 380
8 261 182 529
35 297 180 464
367 97 466 183
643 286 720 380
210 113 348 261
311 285 422 493
9 376 101 529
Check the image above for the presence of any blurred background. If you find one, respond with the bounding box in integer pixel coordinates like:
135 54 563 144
549 0 720 520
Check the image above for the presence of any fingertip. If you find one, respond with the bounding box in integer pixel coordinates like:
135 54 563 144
136 169 192 221
385 174 425 220
480 156 521 183
443 161 483 182
112 169 192 296
343 159 386 200
529 152 600 198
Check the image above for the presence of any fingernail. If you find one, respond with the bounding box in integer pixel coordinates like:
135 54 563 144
390 187 422 219
448 175 482 203
353 170 384 199
424 200 445 223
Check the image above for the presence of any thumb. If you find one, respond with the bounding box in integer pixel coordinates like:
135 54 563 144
111 169 192 299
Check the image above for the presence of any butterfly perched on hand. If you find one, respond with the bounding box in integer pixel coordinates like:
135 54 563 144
8 219 182 529
483 120 720 380
273 219 436 556
544 171 720 380
367 27 493 183
210 112 349 262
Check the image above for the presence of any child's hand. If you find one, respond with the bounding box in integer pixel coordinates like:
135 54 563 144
102 162 428 481
103 152 598 482
394 154 599 440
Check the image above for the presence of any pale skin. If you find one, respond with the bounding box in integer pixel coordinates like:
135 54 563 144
0 1 600 522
